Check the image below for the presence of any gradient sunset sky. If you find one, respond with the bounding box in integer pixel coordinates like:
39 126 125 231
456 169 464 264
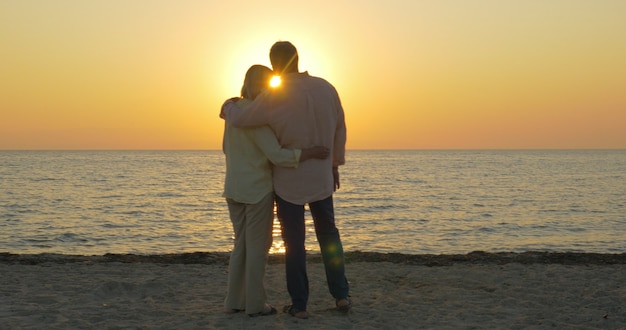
2 0 625 150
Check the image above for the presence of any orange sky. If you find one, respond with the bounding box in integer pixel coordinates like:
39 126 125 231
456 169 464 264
1 0 625 150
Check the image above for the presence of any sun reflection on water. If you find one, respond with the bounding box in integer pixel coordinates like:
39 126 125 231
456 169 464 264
270 218 285 254
269 216 318 254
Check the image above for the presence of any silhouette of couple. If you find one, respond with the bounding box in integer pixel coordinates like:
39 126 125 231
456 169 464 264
220 41 350 319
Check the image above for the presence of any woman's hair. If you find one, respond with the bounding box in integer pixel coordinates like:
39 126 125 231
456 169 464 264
241 65 273 100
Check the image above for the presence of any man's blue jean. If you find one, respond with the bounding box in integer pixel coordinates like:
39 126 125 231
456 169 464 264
275 194 350 311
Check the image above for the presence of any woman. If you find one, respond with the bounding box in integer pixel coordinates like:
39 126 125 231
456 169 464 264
222 65 329 317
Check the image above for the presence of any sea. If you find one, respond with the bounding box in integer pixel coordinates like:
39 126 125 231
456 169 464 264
1 150 625 256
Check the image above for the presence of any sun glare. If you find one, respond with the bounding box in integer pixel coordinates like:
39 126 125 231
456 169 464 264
270 75 281 88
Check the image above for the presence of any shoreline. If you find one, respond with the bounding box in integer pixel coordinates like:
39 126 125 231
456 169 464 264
2 250 625 265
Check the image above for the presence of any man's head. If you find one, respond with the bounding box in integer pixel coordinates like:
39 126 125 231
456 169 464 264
270 41 298 74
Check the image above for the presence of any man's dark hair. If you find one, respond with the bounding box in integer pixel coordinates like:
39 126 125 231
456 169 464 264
270 41 299 74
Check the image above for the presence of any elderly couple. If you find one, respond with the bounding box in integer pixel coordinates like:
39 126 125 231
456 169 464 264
219 41 351 319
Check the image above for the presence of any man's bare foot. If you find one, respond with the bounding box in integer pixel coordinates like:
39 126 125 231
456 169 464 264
336 298 352 312
284 305 309 319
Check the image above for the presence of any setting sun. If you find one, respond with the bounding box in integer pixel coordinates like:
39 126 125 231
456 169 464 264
270 75 281 88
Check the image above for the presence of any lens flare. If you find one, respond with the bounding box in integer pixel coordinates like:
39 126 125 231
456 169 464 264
270 75 281 88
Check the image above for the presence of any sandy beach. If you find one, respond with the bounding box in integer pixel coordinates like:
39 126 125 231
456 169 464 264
1 252 625 329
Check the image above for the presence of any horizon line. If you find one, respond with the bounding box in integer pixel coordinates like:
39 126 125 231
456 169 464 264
1 148 625 152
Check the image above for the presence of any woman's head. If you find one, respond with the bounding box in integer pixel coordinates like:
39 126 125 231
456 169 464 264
241 65 273 100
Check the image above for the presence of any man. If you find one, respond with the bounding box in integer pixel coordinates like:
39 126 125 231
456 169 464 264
220 41 350 319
